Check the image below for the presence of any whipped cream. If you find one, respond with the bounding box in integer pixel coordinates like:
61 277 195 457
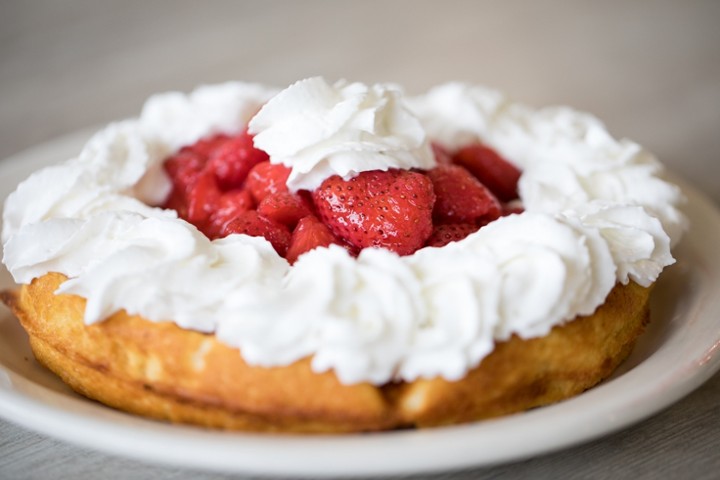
249 77 436 191
406 82 687 244
1 78 685 385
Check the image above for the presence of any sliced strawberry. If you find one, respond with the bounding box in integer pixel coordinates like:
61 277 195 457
164 150 206 195
245 162 291 203
206 131 269 190
186 171 222 227
312 169 435 256
257 191 312 230
286 215 341 264
184 133 231 157
452 143 521 202
206 189 255 239
425 223 480 248
216 189 255 217
223 210 291 256
427 164 501 224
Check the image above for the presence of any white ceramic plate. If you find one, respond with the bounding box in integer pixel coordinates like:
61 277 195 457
1 130 720 478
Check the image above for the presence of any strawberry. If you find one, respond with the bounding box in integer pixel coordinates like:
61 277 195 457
186 171 222 227
245 162 291 203
257 191 312 229
427 164 501 224
206 189 255 239
223 211 291 256
206 131 269 190
312 169 435 256
452 143 521 202
425 223 479 248
286 215 341 263
164 149 206 195
162 188 187 218
186 134 230 157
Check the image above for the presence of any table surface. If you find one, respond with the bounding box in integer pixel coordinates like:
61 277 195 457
1 1 719 479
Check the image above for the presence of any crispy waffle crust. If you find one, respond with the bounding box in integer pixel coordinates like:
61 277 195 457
1 272 651 433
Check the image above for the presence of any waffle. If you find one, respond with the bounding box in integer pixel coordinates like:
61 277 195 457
1 272 650 432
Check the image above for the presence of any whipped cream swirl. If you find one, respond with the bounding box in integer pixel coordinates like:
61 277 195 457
1 78 685 385
249 77 436 191
406 82 687 244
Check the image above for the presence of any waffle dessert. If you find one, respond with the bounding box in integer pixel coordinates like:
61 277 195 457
0 78 684 432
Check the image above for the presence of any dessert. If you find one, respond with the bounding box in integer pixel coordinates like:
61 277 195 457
0 78 686 432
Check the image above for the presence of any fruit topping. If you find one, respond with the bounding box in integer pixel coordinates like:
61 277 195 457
286 215 342 264
186 171 222 227
452 144 522 202
163 150 206 195
161 132 522 261
185 133 231 157
257 191 313 229
425 223 480 248
427 164 501 224
223 211 291 256
206 189 255 239
206 132 269 190
245 162 291 203
311 169 435 256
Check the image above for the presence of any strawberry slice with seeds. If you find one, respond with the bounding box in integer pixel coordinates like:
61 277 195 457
245 162 291 203
223 210 291 256
427 164 501 224
312 169 435 256
164 150 207 196
286 215 341 264
452 143 521 202
186 171 222 227
206 131 269 190
187 134 230 157
425 223 480 247
206 189 255 239
257 191 312 230
162 137 225 218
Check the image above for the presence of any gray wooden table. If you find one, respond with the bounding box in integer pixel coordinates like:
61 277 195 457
1 1 719 478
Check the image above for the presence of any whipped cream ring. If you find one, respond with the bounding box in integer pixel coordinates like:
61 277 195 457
1 79 685 385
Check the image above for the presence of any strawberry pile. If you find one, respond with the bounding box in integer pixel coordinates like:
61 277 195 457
161 130 523 262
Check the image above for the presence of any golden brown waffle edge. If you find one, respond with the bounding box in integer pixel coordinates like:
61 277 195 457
1 272 651 433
